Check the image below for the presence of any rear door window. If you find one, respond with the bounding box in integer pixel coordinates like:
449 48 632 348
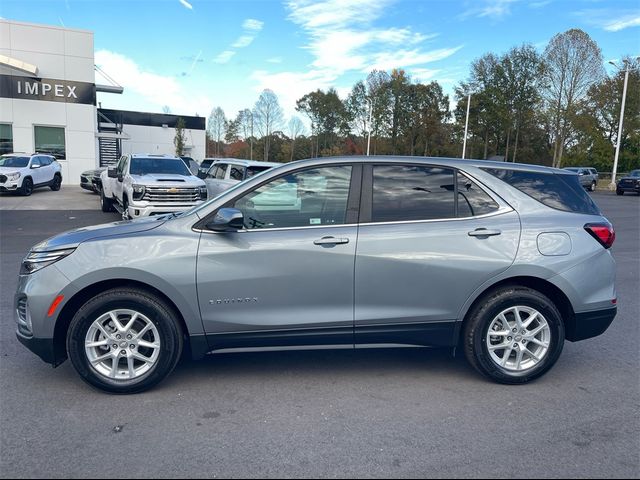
457 173 499 217
482 168 600 215
372 165 456 222
215 163 228 180
229 165 245 181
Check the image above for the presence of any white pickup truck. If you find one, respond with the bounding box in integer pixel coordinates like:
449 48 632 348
99 154 207 219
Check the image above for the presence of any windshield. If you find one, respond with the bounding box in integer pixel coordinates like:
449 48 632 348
130 158 191 176
0 156 29 168
563 168 579 172
629 170 640 177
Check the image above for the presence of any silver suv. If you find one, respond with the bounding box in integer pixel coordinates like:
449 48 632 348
563 167 599 191
15 157 617 393
203 159 279 198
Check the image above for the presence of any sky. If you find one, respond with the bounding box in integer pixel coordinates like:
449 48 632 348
1 0 638 129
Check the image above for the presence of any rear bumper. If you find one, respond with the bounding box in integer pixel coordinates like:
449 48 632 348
565 307 617 342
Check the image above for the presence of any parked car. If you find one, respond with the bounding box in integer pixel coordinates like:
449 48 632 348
197 158 220 179
616 169 640 195
0 153 62 195
203 159 279 198
80 167 106 193
562 167 598 191
180 156 199 176
99 153 207 219
15 157 617 393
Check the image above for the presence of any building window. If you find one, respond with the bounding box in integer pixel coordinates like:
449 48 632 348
34 126 66 160
0 124 13 155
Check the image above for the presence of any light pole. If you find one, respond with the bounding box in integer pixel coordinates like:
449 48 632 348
608 59 632 189
462 93 471 159
366 97 374 156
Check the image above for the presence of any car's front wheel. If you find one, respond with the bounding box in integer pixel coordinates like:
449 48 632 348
616 189 624 196
100 189 115 212
463 286 565 384
67 288 183 394
50 174 62 191
20 177 33 196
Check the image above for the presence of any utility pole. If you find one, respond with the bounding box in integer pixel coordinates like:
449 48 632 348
366 97 374 156
249 111 253 161
462 94 471 159
609 59 632 189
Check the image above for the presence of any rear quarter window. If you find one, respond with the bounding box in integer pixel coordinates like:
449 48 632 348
482 168 600 215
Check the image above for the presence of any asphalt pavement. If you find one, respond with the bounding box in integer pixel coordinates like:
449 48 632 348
0 191 638 478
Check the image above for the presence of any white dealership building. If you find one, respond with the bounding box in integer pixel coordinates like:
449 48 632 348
0 19 206 184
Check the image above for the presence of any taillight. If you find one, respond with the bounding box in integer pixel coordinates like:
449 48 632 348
584 223 615 249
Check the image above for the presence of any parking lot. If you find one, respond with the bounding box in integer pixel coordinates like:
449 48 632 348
0 188 638 478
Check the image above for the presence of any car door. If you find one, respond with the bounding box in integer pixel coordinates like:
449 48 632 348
114 155 128 201
196 163 360 349
354 163 521 346
29 156 45 184
206 162 229 198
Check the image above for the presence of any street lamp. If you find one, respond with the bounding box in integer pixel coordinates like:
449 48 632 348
366 97 375 156
462 93 471 159
608 59 634 189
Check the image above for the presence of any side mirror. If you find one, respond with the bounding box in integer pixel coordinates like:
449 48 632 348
117 173 123 182
108 167 118 178
30 164 41 169
205 208 244 232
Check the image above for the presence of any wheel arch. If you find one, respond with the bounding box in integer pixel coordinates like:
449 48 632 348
456 275 576 345
52 279 191 366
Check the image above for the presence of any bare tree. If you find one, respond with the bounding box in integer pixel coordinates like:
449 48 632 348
207 107 227 156
543 29 604 167
236 109 254 160
253 89 284 161
287 116 305 161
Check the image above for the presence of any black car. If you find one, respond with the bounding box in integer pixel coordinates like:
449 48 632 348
180 156 200 176
80 168 106 193
616 169 640 195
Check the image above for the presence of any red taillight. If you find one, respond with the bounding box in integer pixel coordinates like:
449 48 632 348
584 223 615 249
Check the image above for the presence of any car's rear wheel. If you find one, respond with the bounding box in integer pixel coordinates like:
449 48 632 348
463 286 564 384
20 177 33 196
50 174 62 191
67 288 183 394
100 189 115 212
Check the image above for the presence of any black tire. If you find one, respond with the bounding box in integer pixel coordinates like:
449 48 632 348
20 177 33 196
67 287 183 394
616 189 624 196
463 286 565 384
100 189 115 212
122 196 130 220
50 174 62 191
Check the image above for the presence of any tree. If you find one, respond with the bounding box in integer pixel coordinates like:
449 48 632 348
236 109 254 160
173 117 186 156
287 116 305 161
543 29 604 167
225 118 240 144
296 88 347 155
253 90 284 161
207 107 227 156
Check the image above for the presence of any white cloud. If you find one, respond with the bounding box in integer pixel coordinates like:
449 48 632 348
460 0 519 20
213 50 236 64
95 50 211 116
529 0 551 8
267 57 283 64
178 0 193 10
407 68 441 83
243 19 264 31
232 35 255 48
603 14 640 32
367 47 462 72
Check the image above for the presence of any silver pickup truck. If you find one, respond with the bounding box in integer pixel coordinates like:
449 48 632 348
100 154 207 219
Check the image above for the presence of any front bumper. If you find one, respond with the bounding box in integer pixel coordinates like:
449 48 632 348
16 331 58 365
565 307 617 342
617 184 640 193
0 182 20 192
127 201 204 218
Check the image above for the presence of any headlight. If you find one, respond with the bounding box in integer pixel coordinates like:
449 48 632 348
20 248 76 275
132 184 146 200
7 172 21 181
199 185 208 200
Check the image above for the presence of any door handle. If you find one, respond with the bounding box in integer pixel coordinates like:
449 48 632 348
468 228 502 237
314 236 349 246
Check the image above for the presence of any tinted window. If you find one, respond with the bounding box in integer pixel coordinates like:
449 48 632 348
0 156 29 168
34 126 65 160
206 166 218 179
233 166 352 229
201 160 214 170
40 156 52 166
457 173 499 217
31 157 41 167
629 170 640 177
372 165 455 222
246 166 272 178
129 157 190 176
0 124 12 155
229 165 245 181
215 163 228 179
482 168 600 215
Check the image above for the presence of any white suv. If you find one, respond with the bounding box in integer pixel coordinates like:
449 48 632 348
0 153 62 196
